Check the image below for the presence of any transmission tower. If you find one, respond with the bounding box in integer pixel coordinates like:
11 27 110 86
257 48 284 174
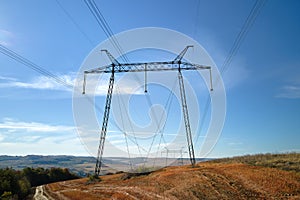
161 147 187 166
83 46 213 175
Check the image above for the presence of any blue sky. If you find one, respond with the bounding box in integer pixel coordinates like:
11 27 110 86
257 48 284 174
0 0 299 158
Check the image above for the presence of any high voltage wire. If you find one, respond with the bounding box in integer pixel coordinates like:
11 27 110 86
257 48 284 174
195 0 268 145
115 87 133 170
84 0 128 63
84 0 164 162
193 0 201 38
55 0 143 158
152 78 178 167
220 0 268 75
0 44 145 152
55 0 94 46
85 0 138 167
0 44 73 89
85 0 143 161
116 85 143 157
55 0 145 162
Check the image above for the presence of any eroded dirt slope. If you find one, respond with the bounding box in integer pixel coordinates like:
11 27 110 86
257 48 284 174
44 162 300 200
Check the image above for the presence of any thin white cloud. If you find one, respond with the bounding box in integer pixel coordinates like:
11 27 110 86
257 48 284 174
0 29 14 46
228 142 243 146
0 73 144 96
276 84 300 99
0 74 75 91
0 76 17 81
0 136 88 156
0 118 80 153
0 118 74 133
81 73 144 96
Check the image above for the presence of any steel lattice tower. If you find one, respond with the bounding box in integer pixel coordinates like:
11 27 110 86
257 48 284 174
83 46 213 175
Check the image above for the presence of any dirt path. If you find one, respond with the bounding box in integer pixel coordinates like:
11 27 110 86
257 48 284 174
33 186 48 200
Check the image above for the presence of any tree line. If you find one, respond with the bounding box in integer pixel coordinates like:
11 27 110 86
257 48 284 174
0 167 79 199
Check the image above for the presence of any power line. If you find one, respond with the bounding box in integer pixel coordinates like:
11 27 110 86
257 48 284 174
195 0 268 145
84 0 128 63
116 87 133 170
220 0 268 75
193 0 201 38
55 0 94 46
55 0 142 160
0 44 145 153
83 0 163 162
152 77 178 167
0 44 73 89
116 85 143 157
58 0 147 160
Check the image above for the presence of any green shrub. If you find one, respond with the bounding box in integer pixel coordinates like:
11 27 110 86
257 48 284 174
86 174 101 184
1 191 13 200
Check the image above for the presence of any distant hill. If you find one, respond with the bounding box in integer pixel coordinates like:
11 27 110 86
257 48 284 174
3 153 297 179
0 155 96 176
0 155 209 176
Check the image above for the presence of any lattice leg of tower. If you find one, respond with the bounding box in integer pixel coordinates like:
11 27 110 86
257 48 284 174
95 71 115 176
178 70 196 166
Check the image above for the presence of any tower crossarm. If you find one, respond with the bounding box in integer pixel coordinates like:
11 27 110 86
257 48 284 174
83 60 213 94
84 61 211 74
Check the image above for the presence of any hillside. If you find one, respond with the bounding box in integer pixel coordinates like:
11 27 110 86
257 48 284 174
211 153 300 175
0 155 96 176
41 156 300 199
0 155 208 176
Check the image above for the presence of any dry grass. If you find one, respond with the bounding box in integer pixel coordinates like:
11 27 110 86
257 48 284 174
206 163 300 197
44 154 300 199
211 153 300 174
61 190 101 200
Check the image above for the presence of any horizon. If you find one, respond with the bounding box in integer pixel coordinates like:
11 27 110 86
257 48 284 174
1 151 299 159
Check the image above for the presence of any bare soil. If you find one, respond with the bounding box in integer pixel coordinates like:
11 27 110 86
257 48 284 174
44 162 300 199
